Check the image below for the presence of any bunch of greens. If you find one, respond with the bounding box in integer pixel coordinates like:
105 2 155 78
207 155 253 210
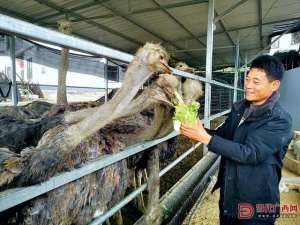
172 91 200 126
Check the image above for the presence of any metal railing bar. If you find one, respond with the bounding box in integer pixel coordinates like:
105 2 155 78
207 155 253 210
89 184 147 225
160 142 202 177
208 109 231 121
173 68 245 91
172 68 206 82
39 84 117 90
211 79 244 91
0 14 245 93
89 141 203 224
0 14 134 63
0 131 178 212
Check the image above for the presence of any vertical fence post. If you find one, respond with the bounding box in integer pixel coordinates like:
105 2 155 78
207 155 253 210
233 36 239 103
243 54 248 97
203 0 214 154
144 147 161 225
9 35 17 106
104 58 108 103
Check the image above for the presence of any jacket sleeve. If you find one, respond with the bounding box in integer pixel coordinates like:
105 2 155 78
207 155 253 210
207 115 292 164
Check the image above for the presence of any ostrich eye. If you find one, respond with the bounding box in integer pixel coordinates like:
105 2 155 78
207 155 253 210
159 55 164 60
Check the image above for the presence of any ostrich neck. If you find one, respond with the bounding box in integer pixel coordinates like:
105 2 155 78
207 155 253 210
64 59 153 148
111 60 152 105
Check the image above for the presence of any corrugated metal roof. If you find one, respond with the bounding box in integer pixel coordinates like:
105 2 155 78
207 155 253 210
163 3 209 35
0 0 299 68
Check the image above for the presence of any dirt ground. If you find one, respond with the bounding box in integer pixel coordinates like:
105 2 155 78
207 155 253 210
0 90 105 106
182 167 300 225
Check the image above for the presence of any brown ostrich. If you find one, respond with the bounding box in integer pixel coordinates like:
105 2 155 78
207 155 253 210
0 44 205 225
175 61 195 74
173 61 204 160
0 42 176 225
174 61 203 102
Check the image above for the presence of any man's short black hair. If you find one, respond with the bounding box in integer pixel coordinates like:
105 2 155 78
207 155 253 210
250 55 285 81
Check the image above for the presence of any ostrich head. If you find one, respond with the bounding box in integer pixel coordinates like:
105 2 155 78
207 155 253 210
135 43 171 74
175 61 195 73
182 79 203 104
175 62 202 103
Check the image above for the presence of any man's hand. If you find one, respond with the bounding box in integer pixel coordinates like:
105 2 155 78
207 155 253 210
180 120 212 145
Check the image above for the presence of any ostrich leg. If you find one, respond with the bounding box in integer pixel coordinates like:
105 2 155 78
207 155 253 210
144 147 161 225
113 210 123 225
137 170 146 213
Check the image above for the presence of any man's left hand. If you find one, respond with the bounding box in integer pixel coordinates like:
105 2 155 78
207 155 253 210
180 120 212 145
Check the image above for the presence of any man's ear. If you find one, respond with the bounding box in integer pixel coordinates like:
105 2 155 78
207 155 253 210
272 80 281 91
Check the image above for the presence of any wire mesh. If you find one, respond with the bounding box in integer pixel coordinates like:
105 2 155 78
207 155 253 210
210 83 234 115
212 71 234 85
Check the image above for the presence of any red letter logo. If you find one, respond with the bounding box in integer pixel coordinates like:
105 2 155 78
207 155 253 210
238 203 254 219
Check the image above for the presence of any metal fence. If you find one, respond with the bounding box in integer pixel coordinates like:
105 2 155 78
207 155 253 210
0 13 245 225
0 35 126 104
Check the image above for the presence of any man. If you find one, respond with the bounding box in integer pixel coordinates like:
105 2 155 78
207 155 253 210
180 55 292 225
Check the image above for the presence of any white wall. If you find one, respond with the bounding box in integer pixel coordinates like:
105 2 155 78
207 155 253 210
0 55 122 89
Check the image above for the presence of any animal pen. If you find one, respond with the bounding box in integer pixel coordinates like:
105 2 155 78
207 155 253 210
0 0 299 225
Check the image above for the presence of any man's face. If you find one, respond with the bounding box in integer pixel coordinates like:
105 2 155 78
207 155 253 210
245 68 280 105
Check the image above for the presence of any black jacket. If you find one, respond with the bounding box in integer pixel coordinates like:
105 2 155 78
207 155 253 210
208 92 292 219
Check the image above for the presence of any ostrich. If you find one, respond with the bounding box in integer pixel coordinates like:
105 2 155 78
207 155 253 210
0 42 174 225
0 44 203 225
175 61 195 74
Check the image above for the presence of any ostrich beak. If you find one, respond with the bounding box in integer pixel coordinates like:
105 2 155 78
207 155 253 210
160 59 172 74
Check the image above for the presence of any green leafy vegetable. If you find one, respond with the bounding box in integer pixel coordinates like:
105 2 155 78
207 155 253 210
172 91 200 126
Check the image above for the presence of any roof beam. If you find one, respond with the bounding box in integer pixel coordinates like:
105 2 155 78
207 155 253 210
36 0 111 21
0 6 39 24
48 0 208 23
214 0 250 23
0 3 197 64
211 0 249 63
150 0 206 48
35 0 198 63
0 8 131 53
169 45 260 53
197 46 263 69
215 11 235 46
257 0 263 49
173 16 300 43
0 3 259 67
129 0 208 13
99 2 201 65
33 0 142 47
148 0 228 64
215 10 244 62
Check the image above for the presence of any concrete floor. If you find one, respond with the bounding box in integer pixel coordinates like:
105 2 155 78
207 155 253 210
182 167 300 225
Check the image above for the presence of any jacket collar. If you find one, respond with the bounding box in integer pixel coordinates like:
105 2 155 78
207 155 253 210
233 91 280 118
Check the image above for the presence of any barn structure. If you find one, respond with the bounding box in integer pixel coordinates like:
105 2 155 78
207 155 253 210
0 0 299 225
